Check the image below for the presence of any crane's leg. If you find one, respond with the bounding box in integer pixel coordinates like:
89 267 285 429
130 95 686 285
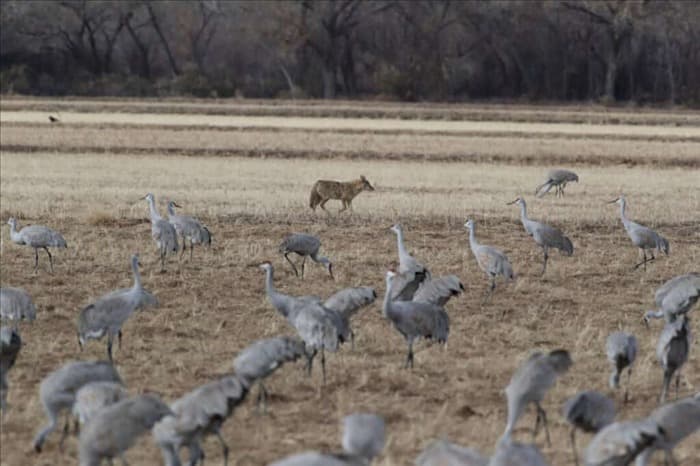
305 350 316 376
405 340 415 369
624 368 632 404
300 256 307 280
58 411 71 451
542 247 549 275
259 383 268 414
214 430 229 466
660 369 672 404
569 427 580 466
180 234 187 260
320 347 327 384
483 277 496 304
634 249 648 270
674 372 681 399
107 335 114 362
189 240 194 261
44 247 54 273
283 253 299 277
34 248 39 273
536 403 551 446
118 330 123 351
350 329 355 351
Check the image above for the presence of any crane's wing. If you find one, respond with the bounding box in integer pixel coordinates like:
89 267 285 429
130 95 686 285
413 275 464 306
290 304 339 352
415 439 488 466
390 269 429 301
323 286 377 319
535 224 573 255
584 421 660 466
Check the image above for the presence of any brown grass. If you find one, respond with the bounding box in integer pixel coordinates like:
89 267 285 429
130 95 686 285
1 100 699 466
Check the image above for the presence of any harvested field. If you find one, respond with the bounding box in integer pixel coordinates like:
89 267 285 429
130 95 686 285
1 98 699 466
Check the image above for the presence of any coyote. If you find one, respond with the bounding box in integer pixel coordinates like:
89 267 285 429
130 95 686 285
309 175 375 213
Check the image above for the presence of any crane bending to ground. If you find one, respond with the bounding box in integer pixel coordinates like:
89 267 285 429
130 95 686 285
7 218 67 273
656 315 691 404
644 272 700 325
562 390 615 466
507 197 573 275
278 233 333 280
535 169 579 198
606 331 637 404
608 196 669 271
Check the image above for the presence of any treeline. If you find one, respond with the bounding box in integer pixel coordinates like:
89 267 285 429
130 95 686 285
1 0 699 105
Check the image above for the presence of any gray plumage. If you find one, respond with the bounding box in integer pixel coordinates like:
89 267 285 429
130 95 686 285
488 439 548 466
465 219 515 302
233 336 306 412
167 201 211 261
269 413 385 466
503 350 572 446
389 224 431 301
644 272 700 324
143 193 179 271
508 197 573 275
7 217 67 273
382 270 449 368
260 262 339 383
562 391 616 466
606 332 637 403
415 439 488 466
279 233 333 279
635 394 700 466
77 254 158 361
656 316 691 404
33 360 122 452
609 196 669 270
79 394 172 466
72 381 129 426
153 375 249 466
323 286 377 348
0 286 37 327
583 420 660 466
0 326 22 411
412 275 464 307
535 169 579 198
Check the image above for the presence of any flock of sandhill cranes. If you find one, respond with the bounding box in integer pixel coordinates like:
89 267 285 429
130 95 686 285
1 171 699 465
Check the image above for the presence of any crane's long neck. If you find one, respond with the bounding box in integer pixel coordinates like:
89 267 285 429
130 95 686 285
382 277 394 319
8 222 20 242
147 198 162 222
467 226 479 254
518 201 529 223
264 268 291 318
167 203 176 217
618 199 631 228
131 258 142 290
395 230 410 260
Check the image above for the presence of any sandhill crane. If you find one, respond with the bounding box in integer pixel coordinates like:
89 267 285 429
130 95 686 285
502 349 572 446
507 197 573 275
656 316 691 404
464 219 515 302
233 336 306 413
635 394 700 466
583 420 660 466
535 169 579 198
389 224 431 300
166 201 211 261
415 439 488 466
153 375 249 466
606 332 637 404
79 394 172 466
33 360 122 452
141 193 179 271
562 391 616 466
279 233 334 280
72 381 128 427
7 217 67 273
260 262 339 383
608 196 669 270
322 286 377 349
0 327 22 411
382 269 449 368
644 272 700 324
77 254 158 361
1 287 37 328
270 413 385 466
489 438 548 466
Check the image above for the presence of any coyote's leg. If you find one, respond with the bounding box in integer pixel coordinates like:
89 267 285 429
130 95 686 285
320 199 330 214
338 200 348 213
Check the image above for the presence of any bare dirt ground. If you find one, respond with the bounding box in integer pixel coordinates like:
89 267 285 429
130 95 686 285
1 99 699 466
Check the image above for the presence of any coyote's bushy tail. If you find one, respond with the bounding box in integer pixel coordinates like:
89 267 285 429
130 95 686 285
309 182 322 210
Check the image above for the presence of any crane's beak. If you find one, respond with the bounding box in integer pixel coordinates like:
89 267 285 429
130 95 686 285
172 202 182 208
607 198 619 204
506 199 518 205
